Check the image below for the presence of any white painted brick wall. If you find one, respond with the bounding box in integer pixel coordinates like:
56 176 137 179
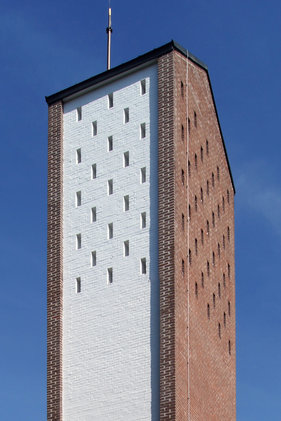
63 64 159 421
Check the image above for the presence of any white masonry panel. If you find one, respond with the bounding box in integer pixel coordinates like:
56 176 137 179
63 64 159 421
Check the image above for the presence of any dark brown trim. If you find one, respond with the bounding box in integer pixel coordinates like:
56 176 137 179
158 51 176 420
47 101 63 421
45 41 206 106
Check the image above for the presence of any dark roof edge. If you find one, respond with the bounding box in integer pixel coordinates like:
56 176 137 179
45 40 207 105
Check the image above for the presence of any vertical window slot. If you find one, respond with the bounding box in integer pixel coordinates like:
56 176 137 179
141 212 146 228
92 121 97 136
123 151 129 167
140 167 146 183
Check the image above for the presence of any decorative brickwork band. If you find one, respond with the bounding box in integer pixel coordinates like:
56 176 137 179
158 52 176 420
47 101 63 421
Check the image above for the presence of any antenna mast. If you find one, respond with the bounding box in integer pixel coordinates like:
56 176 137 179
106 6 112 70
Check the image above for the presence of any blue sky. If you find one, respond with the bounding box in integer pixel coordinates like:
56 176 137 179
1 0 281 419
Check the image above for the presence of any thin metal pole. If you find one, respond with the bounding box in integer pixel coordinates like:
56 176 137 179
106 8 112 70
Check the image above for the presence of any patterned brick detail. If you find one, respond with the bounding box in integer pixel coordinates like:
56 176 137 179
158 52 176 420
47 101 63 421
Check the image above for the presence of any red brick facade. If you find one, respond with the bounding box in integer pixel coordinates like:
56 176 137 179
158 50 236 420
47 101 63 421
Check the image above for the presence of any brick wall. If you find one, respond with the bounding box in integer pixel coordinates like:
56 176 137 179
187 59 236 420
47 101 63 421
158 50 236 420
62 65 159 420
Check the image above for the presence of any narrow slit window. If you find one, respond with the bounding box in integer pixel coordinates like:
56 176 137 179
195 154 198 169
218 282 221 298
181 81 184 97
222 196 225 212
76 191 81 207
124 108 129 123
206 220 210 235
207 180 209 195
92 121 97 136
228 301 231 316
217 166 220 180
108 223 113 239
77 107 82 121
141 258 147 274
227 189 230 203
124 195 129 211
76 148 81 163
181 169 185 185
107 267 113 284
207 261 210 276
228 263 231 279
108 179 113 195
207 303 210 319
200 187 204 203
91 251 96 266
212 172 215 187
195 282 198 298
201 229 204 245
141 79 146 95
91 207 96 222
188 205 191 221
141 212 146 228
228 340 231 355
200 146 203 162
76 234 81 249
227 226 230 241
188 249 192 265
218 323 221 339
218 243 221 257
140 167 146 183
182 259 185 275
194 111 197 127
224 312 226 326
201 272 204 288
195 238 198 255
182 213 185 231
188 118 191 134
123 151 129 167
108 136 113 151
212 211 215 227
108 93 113 108
181 125 184 141
124 240 129 257
223 235 225 249
218 204 220 219
195 195 198 212
188 160 191 177
140 123 146 139
92 164 97 179
76 277 81 293
213 293 216 308
212 251 215 266
223 273 226 288
206 139 209 155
